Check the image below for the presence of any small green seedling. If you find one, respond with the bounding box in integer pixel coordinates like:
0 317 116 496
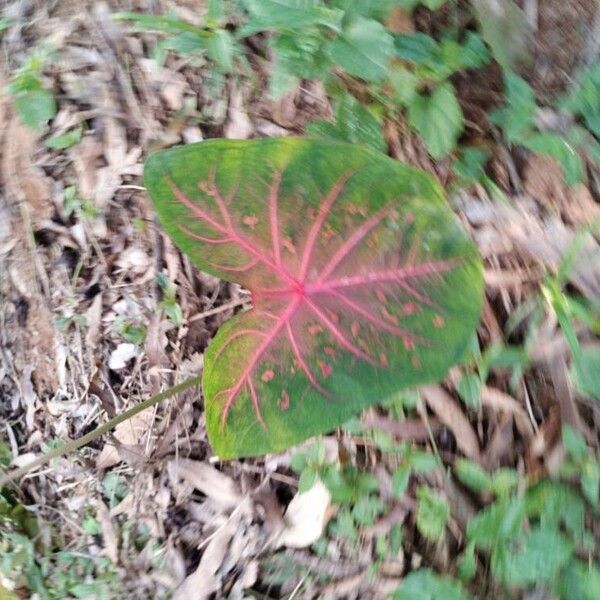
6 46 57 130
113 6 239 73
144 137 483 457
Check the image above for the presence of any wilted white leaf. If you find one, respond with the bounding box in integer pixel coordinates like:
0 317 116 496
277 478 331 548
108 343 138 370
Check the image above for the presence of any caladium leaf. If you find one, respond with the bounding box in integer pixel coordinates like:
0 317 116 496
144 138 483 458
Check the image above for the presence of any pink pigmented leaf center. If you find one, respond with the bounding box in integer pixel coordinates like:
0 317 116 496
170 167 461 428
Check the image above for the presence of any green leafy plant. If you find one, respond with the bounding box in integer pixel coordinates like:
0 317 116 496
114 316 147 345
63 185 99 220
504 225 600 402
238 0 394 97
491 70 600 185
144 137 483 457
391 31 490 158
45 126 83 150
464 476 599 595
306 93 386 153
156 272 184 327
114 2 241 73
394 568 472 600
6 46 57 130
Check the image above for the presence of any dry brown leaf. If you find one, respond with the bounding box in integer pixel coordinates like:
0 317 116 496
386 5 414 33
96 499 119 564
169 459 242 510
84 293 103 353
95 446 119 471
69 136 103 204
523 155 600 226
480 385 534 438
483 414 515 470
421 385 481 460
173 517 237 600
97 405 155 469
2 116 53 222
224 84 252 140
19 365 37 431
114 407 155 446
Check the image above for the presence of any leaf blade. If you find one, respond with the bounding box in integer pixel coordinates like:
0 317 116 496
145 138 483 457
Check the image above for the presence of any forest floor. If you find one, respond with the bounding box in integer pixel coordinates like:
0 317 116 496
1 1 599 599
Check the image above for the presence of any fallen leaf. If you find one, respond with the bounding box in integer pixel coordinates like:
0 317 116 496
173 516 237 600
421 385 481 461
224 84 252 140
168 459 242 510
480 385 534 438
96 499 119 564
108 343 138 370
277 478 331 548
85 293 103 354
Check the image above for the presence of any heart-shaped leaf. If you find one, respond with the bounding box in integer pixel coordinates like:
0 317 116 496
144 138 483 458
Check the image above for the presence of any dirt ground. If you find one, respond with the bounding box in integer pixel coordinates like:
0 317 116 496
1 1 599 599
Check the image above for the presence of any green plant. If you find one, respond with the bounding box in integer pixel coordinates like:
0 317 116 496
156 272 183 326
503 225 600 402
306 93 386 153
45 126 83 150
114 1 241 73
144 137 483 457
491 70 600 185
1 446 119 600
6 46 57 130
394 568 472 600
391 31 490 158
238 0 394 97
464 476 599 595
63 185 99 220
561 425 600 510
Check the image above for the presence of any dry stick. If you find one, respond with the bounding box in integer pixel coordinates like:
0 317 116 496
0 375 202 488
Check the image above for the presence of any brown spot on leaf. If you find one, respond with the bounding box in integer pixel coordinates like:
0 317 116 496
321 224 336 245
282 238 297 255
243 215 258 227
261 369 275 382
379 353 389 367
404 337 416 351
411 355 421 368
324 346 336 357
403 302 417 315
325 309 339 323
351 321 360 337
278 391 290 410
376 289 387 303
308 324 323 336
433 315 445 328
318 360 332 378
381 308 399 325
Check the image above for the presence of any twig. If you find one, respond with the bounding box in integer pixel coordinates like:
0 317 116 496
0 375 202 488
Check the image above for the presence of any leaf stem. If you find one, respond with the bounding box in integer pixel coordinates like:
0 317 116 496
0 375 202 488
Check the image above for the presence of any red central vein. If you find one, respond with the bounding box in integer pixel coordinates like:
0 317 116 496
220 296 302 427
305 259 460 294
314 205 391 284
168 178 297 288
297 171 354 282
